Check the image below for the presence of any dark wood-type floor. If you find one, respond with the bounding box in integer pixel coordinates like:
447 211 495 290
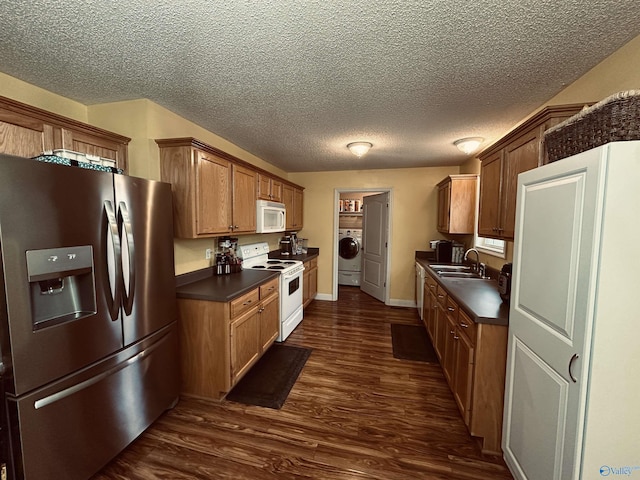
92 286 514 480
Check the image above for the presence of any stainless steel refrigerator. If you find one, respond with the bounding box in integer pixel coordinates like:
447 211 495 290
0 154 180 480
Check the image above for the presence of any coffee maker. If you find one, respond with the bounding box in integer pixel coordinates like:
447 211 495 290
279 234 297 255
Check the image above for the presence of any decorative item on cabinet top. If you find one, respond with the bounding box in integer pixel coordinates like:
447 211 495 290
0 94 130 172
542 90 640 164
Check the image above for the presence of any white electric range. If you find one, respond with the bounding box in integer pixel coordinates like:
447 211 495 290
238 242 305 342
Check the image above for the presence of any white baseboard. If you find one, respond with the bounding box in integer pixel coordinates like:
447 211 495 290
388 299 417 308
312 293 416 308
313 293 333 301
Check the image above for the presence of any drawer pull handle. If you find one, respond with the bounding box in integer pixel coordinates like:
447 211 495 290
460 322 469 328
243 300 252 306
437 294 444 298
447 306 455 312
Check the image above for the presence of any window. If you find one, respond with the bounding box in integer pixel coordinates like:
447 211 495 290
475 235 506 258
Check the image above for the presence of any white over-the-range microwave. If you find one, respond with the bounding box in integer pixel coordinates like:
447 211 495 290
256 200 286 233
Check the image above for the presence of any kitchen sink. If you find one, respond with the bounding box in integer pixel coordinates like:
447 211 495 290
429 264 471 272
437 271 484 279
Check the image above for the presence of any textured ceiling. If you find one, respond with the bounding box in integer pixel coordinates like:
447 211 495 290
1 1 639 172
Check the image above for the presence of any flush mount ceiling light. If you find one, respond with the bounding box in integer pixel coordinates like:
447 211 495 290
454 137 484 155
347 142 373 157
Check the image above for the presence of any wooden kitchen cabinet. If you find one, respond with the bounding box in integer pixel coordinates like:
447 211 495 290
442 309 457 385
477 103 588 240
160 145 232 237
158 138 257 237
453 309 475 426
0 95 130 170
434 285 448 360
257 172 283 202
302 257 318 308
424 272 438 340
422 268 508 454
177 276 280 401
231 163 257 233
437 174 478 234
158 137 302 238
283 183 304 230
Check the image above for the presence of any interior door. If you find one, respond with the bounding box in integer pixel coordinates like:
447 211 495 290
360 192 389 302
115 174 177 346
502 147 605 480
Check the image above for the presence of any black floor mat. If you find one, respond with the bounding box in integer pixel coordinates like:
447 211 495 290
225 344 312 409
390 324 438 363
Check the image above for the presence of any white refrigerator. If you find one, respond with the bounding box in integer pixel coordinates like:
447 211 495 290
502 141 640 480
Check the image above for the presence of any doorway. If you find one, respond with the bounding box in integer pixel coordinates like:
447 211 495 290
333 188 392 303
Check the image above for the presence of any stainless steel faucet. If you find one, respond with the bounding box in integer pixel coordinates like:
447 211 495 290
464 248 480 272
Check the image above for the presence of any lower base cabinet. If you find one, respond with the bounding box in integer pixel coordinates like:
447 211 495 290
423 270 507 454
302 257 318 308
178 277 279 400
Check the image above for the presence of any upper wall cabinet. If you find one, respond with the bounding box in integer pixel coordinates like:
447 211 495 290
283 183 303 231
0 95 130 171
477 103 588 240
257 172 283 202
157 137 301 238
437 174 478 235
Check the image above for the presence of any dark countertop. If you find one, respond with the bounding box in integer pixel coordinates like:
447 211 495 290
268 247 319 263
175 268 279 302
175 247 319 303
415 256 509 326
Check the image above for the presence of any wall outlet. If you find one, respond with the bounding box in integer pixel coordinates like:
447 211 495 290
205 248 212 260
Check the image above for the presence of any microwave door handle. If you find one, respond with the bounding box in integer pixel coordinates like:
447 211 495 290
119 202 136 315
104 200 122 321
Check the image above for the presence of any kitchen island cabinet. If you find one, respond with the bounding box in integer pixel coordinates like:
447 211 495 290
176 274 279 401
477 103 588 239
0 94 130 170
421 264 507 455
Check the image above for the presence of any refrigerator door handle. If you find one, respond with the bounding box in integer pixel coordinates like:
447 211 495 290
104 200 122 321
568 353 579 383
119 201 136 315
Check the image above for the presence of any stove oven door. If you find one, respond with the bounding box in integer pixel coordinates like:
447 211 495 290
278 267 304 341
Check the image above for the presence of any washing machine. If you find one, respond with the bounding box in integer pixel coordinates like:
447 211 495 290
338 228 362 286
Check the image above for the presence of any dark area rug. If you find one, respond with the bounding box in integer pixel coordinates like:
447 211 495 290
390 324 438 363
225 344 312 409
